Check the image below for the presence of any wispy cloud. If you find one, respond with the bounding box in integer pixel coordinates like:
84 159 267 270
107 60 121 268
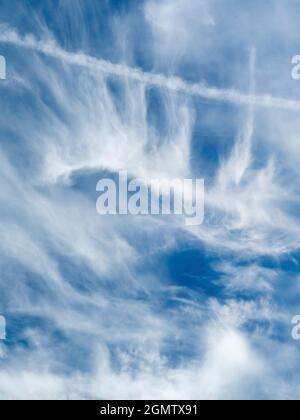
1 25 300 111
1 0 300 400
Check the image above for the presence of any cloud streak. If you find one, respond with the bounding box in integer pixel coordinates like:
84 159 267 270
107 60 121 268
1 0 300 401
1 26 300 111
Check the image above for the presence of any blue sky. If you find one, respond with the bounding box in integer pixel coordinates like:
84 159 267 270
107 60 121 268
1 0 300 400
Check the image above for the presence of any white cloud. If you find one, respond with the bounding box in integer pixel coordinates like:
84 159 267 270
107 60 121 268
1 0 300 400
0 319 265 400
145 0 215 59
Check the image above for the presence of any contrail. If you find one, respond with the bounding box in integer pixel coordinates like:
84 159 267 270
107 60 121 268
1 27 300 111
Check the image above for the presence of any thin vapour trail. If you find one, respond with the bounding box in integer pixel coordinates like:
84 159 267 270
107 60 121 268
0 27 300 111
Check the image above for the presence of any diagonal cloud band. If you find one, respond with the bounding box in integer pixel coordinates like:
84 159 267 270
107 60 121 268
0 26 300 111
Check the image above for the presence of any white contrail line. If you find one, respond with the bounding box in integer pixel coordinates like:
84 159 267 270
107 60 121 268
1 27 300 111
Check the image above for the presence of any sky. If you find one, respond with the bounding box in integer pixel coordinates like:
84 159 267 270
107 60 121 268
1 0 300 400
